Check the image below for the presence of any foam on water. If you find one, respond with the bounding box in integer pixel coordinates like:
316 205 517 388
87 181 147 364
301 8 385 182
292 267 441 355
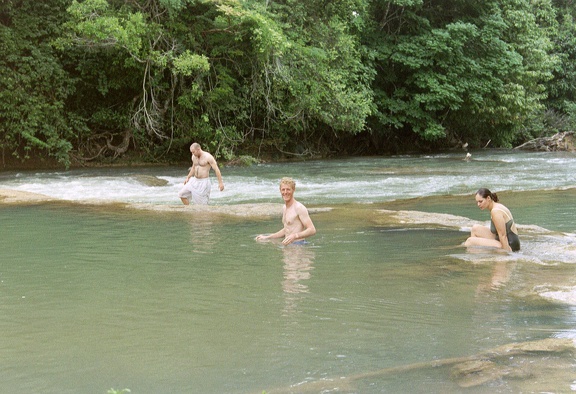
447 228 576 266
538 287 576 305
1 150 576 205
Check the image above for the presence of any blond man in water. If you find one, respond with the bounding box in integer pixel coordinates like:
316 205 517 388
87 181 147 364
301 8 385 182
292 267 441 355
178 142 224 205
256 177 316 245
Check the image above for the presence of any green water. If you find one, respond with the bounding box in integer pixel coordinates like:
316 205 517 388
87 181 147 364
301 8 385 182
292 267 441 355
2 188 576 393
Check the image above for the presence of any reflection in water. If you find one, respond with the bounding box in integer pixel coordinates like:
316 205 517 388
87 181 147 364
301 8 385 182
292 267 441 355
461 246 517 294
187 215 218 254
282 245 315 315
476 260 516 294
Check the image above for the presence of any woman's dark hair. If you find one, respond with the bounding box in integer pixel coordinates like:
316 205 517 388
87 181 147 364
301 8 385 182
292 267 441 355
476 188 499 202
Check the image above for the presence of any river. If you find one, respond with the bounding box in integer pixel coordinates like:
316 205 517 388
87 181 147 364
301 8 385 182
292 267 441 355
1 150 575 393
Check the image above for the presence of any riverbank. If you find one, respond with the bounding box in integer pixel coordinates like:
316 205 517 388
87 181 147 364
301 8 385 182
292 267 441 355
3 131 573 172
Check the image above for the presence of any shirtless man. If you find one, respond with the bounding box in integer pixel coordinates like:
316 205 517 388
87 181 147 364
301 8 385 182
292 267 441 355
256 177 316 245
178 143 224 205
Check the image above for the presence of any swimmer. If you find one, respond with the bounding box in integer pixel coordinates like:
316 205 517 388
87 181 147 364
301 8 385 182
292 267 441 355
256 177 316 245
464 188 520 252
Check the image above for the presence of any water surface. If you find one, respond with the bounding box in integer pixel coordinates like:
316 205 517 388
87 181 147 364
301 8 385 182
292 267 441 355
1 150 576 393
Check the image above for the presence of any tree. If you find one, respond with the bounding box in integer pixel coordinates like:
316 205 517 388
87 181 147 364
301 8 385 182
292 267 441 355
0 0 76 166
364 0 557 150
1 0 565 167
57 0 375 160
57 0 211 162
541 0 576 135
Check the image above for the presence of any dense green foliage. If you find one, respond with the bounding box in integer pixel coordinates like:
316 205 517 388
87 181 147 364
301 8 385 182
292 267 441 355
0 0 574 167
0 1 77 166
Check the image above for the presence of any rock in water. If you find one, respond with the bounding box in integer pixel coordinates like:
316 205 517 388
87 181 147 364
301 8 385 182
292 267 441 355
133 175 169 187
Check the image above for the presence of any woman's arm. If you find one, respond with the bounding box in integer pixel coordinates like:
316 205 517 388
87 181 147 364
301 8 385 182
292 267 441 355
491 211 512 252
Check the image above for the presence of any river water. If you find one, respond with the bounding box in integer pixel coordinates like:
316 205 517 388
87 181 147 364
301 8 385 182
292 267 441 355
1 150 576 393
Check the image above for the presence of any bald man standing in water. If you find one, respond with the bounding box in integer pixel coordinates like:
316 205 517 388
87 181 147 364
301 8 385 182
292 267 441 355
256 177 316 245
178 143 224 205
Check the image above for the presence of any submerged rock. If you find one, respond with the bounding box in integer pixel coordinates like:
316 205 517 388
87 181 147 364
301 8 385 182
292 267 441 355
375 209 475 229
451 359 519 388
264 338 576 393
0 188 332 219
515 131 575 152
488 337 575 354
451 338 576 389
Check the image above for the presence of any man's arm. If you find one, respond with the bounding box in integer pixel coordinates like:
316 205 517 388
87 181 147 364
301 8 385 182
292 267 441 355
209 156 225 191
256 205 286 241
296 204 316 239
256 228 286 241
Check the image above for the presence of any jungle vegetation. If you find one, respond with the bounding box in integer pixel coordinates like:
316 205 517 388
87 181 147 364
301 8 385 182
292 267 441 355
1 0 576 167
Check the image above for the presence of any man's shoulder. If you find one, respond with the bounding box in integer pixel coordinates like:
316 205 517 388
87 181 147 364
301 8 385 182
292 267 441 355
202 151 216 161
294 200 309 212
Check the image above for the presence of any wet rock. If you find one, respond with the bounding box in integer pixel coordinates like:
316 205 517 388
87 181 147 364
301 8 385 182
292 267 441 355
0 189 57 204
132 175 169 186
375 209 478 229
515 131 575 152
129 202 286 217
